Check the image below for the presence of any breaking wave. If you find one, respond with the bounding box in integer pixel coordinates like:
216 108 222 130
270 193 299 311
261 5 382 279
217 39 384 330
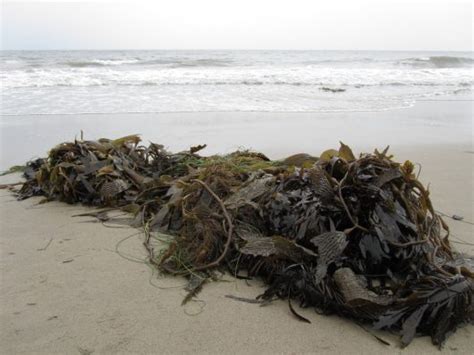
398 56 474 68
169 59 234 68
3 74 472 88
58 58 233 68
2 50 473 115
63 59 141 67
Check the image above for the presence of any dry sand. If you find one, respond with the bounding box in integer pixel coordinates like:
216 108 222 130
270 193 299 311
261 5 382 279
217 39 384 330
0 144 473 354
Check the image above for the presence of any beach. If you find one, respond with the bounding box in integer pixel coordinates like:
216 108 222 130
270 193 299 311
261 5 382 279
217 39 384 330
1 103 473 354
1 49 473 353
2 1 473 352
0 97 472 171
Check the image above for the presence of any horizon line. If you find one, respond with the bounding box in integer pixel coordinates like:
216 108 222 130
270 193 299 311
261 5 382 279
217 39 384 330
1 48 472 52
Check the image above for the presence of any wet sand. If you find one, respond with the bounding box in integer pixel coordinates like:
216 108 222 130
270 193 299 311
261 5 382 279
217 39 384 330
0 143 472 354
1 98 472 171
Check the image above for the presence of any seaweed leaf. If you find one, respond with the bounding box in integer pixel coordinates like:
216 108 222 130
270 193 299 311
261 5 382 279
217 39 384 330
339 142 356 162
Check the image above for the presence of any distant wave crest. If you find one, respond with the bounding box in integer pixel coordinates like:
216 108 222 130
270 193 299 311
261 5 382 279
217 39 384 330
63 59 141 67
60 58 233 68
170 59 233 68
398 56 474 68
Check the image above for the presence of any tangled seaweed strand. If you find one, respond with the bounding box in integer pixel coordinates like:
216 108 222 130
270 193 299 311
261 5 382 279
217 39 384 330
17 135 473 348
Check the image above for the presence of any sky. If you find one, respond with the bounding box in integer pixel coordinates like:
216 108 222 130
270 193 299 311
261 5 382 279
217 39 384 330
1 0 472 51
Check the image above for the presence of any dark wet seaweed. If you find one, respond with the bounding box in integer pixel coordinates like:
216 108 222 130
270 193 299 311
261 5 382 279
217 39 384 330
16 135 473 348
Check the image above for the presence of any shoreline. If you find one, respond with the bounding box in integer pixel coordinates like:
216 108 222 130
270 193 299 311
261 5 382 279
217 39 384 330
1 94 472 117
1 98 472 171
0 143 473 354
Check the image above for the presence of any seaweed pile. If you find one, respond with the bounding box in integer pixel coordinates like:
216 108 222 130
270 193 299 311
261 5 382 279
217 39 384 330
17 135 473 347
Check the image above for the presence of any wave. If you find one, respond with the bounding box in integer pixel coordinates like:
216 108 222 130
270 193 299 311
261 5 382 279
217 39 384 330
5 55 472 72
3 60 473 88
63 61 106 68
301 57 376 65
62 59 141 67
59 58 233 68
398 56 474 68
4 79 472 88
168 59 234 68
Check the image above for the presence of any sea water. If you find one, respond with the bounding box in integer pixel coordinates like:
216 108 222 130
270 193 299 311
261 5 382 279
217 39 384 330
1 50 472 115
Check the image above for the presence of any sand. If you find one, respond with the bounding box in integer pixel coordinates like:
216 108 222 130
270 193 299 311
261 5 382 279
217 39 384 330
0 143 473 354
1 98 472 171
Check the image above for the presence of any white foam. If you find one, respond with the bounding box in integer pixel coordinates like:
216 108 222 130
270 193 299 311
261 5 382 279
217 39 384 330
1 50 473 114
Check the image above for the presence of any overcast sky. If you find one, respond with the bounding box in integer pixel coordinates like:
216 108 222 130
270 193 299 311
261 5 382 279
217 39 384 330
1 0 472 51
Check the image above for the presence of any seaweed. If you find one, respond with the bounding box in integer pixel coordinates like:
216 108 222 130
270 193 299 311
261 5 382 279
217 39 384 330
0 165 26 176
320 87 346 93
15 135 473 348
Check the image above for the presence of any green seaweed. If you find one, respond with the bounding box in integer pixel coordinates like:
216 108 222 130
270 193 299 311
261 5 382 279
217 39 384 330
0 165 26 176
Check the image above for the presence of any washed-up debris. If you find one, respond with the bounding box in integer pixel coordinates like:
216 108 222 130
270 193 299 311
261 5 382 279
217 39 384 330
0 165 26 176
16 135 473 348
320 87 346 93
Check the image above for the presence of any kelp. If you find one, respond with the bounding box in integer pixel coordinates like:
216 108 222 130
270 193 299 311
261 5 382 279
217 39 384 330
16 135 473 348
0 165 26 176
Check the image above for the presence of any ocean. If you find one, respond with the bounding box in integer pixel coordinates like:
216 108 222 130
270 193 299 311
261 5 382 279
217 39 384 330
1 50 472 115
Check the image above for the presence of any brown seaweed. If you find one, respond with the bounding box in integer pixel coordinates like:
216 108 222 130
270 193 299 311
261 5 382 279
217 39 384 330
15 135 473 348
